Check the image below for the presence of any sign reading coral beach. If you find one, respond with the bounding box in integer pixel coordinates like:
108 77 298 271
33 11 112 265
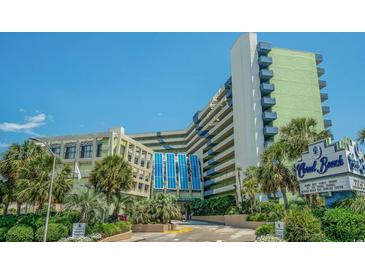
296 138 365 195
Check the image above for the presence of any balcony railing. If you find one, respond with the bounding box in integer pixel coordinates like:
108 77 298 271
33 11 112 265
259 69 274 81
321 93 328 102
317 67 325 77
324 119 332 128
261 97 276 109
263 126 279 136
319 80 327 89
315 53 323 64
322 106 330 115
258 55 272 68
262 111 278 122
257 41 272 55
260 83 275 96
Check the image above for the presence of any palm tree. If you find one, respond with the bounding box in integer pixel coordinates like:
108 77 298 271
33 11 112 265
0 141 43 215
64 188 107 223
280 117 331 161
148 193 181 224
260 142 297 210
89 155 134 220
241 166 261 213
16 152 73 212
357 129 365 146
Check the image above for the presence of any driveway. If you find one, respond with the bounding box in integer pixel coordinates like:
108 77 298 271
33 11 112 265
125 221 256 242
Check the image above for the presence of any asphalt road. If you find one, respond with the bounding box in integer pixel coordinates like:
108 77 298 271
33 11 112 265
127 221 256 242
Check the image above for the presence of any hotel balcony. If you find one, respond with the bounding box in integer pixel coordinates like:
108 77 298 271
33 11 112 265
319 80 327 89
257 41 272 55
317 67 325 77
259 69 273 81
260 83 275 96
261 97 276 109
262 111 277 122
258 56 272 68
315 53 323 64
324 119 332 128
321 93 329 102
263 126 279 137
322 106 330 115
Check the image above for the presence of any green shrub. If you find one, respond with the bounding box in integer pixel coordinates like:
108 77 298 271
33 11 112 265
35 223 69 242
59 210 81 224
6 225 34 242
255 224 275 237
0 215 20 228
247 202 285 222
284 209 324 242
191 195 236 216
16 213 42 230
0 227 8 241
116 221 132 233
322 208 365 242
98 223 120 237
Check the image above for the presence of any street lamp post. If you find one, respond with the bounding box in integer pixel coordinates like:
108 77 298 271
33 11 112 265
30 137 57 242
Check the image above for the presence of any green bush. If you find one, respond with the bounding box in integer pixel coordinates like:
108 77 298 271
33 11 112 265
6 225 34 242
0 215 21 228
322 208 365 242
16 213 42 230
256 235 285 242
255 223 275 237
0 227 8 241
98 223 120 237
35 223 69 242
284 209 324 242
191 195 236 216
116 221 132 233
247 202 285 222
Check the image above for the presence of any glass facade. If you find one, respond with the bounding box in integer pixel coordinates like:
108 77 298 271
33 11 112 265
153 152 164 189
166 153 177 189
178 154 189 190
190 155 202 191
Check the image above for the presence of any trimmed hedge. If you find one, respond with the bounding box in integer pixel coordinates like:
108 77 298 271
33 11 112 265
322 208 365 242
0 215 20 228
284 209 324 242
0 227 8 241
247 202 285 222
35 223 69 242
91 221 132 238
6 225 34 242
255 223 275 237
191 195 236 216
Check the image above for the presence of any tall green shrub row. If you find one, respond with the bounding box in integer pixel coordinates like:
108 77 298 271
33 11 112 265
191 195 236 216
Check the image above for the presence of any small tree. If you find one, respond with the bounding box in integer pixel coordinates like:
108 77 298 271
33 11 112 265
89 155 134 220
357 128 365 146
241 166 261 214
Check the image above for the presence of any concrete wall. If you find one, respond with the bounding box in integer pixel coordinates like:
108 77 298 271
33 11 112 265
191 215 225 224
192 214 267 229
231 33 264 203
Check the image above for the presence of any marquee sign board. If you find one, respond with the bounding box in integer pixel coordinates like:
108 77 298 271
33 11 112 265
296 138 365 195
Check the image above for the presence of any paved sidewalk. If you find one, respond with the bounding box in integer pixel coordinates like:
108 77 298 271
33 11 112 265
122 221 256 242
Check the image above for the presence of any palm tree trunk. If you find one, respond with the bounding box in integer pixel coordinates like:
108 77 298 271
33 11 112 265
16 202 21 215
281 187 289 210
112 193 122 221
3 202 9 215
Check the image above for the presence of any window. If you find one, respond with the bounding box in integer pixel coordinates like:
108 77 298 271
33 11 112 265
51 144 61 156
144 184 149 192
64 144 76 159
134 148 140 165
128 145 134 162
146 154 152 169
141 151 146 167
96 141 103 157
138 183 143 191
80 142 93 158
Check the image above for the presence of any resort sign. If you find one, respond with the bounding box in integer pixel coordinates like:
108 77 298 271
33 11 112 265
296 138 365 195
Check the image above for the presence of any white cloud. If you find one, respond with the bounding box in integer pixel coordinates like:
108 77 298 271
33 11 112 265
0 113 47 135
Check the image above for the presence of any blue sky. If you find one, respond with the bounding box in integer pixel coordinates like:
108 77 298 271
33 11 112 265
0 33 364 153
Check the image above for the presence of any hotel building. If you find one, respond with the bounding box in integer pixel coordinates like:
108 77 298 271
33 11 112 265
130 33 330 201
40 127 153 198
41 33 330 202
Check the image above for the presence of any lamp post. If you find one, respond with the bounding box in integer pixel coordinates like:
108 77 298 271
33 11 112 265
30 137 57 242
